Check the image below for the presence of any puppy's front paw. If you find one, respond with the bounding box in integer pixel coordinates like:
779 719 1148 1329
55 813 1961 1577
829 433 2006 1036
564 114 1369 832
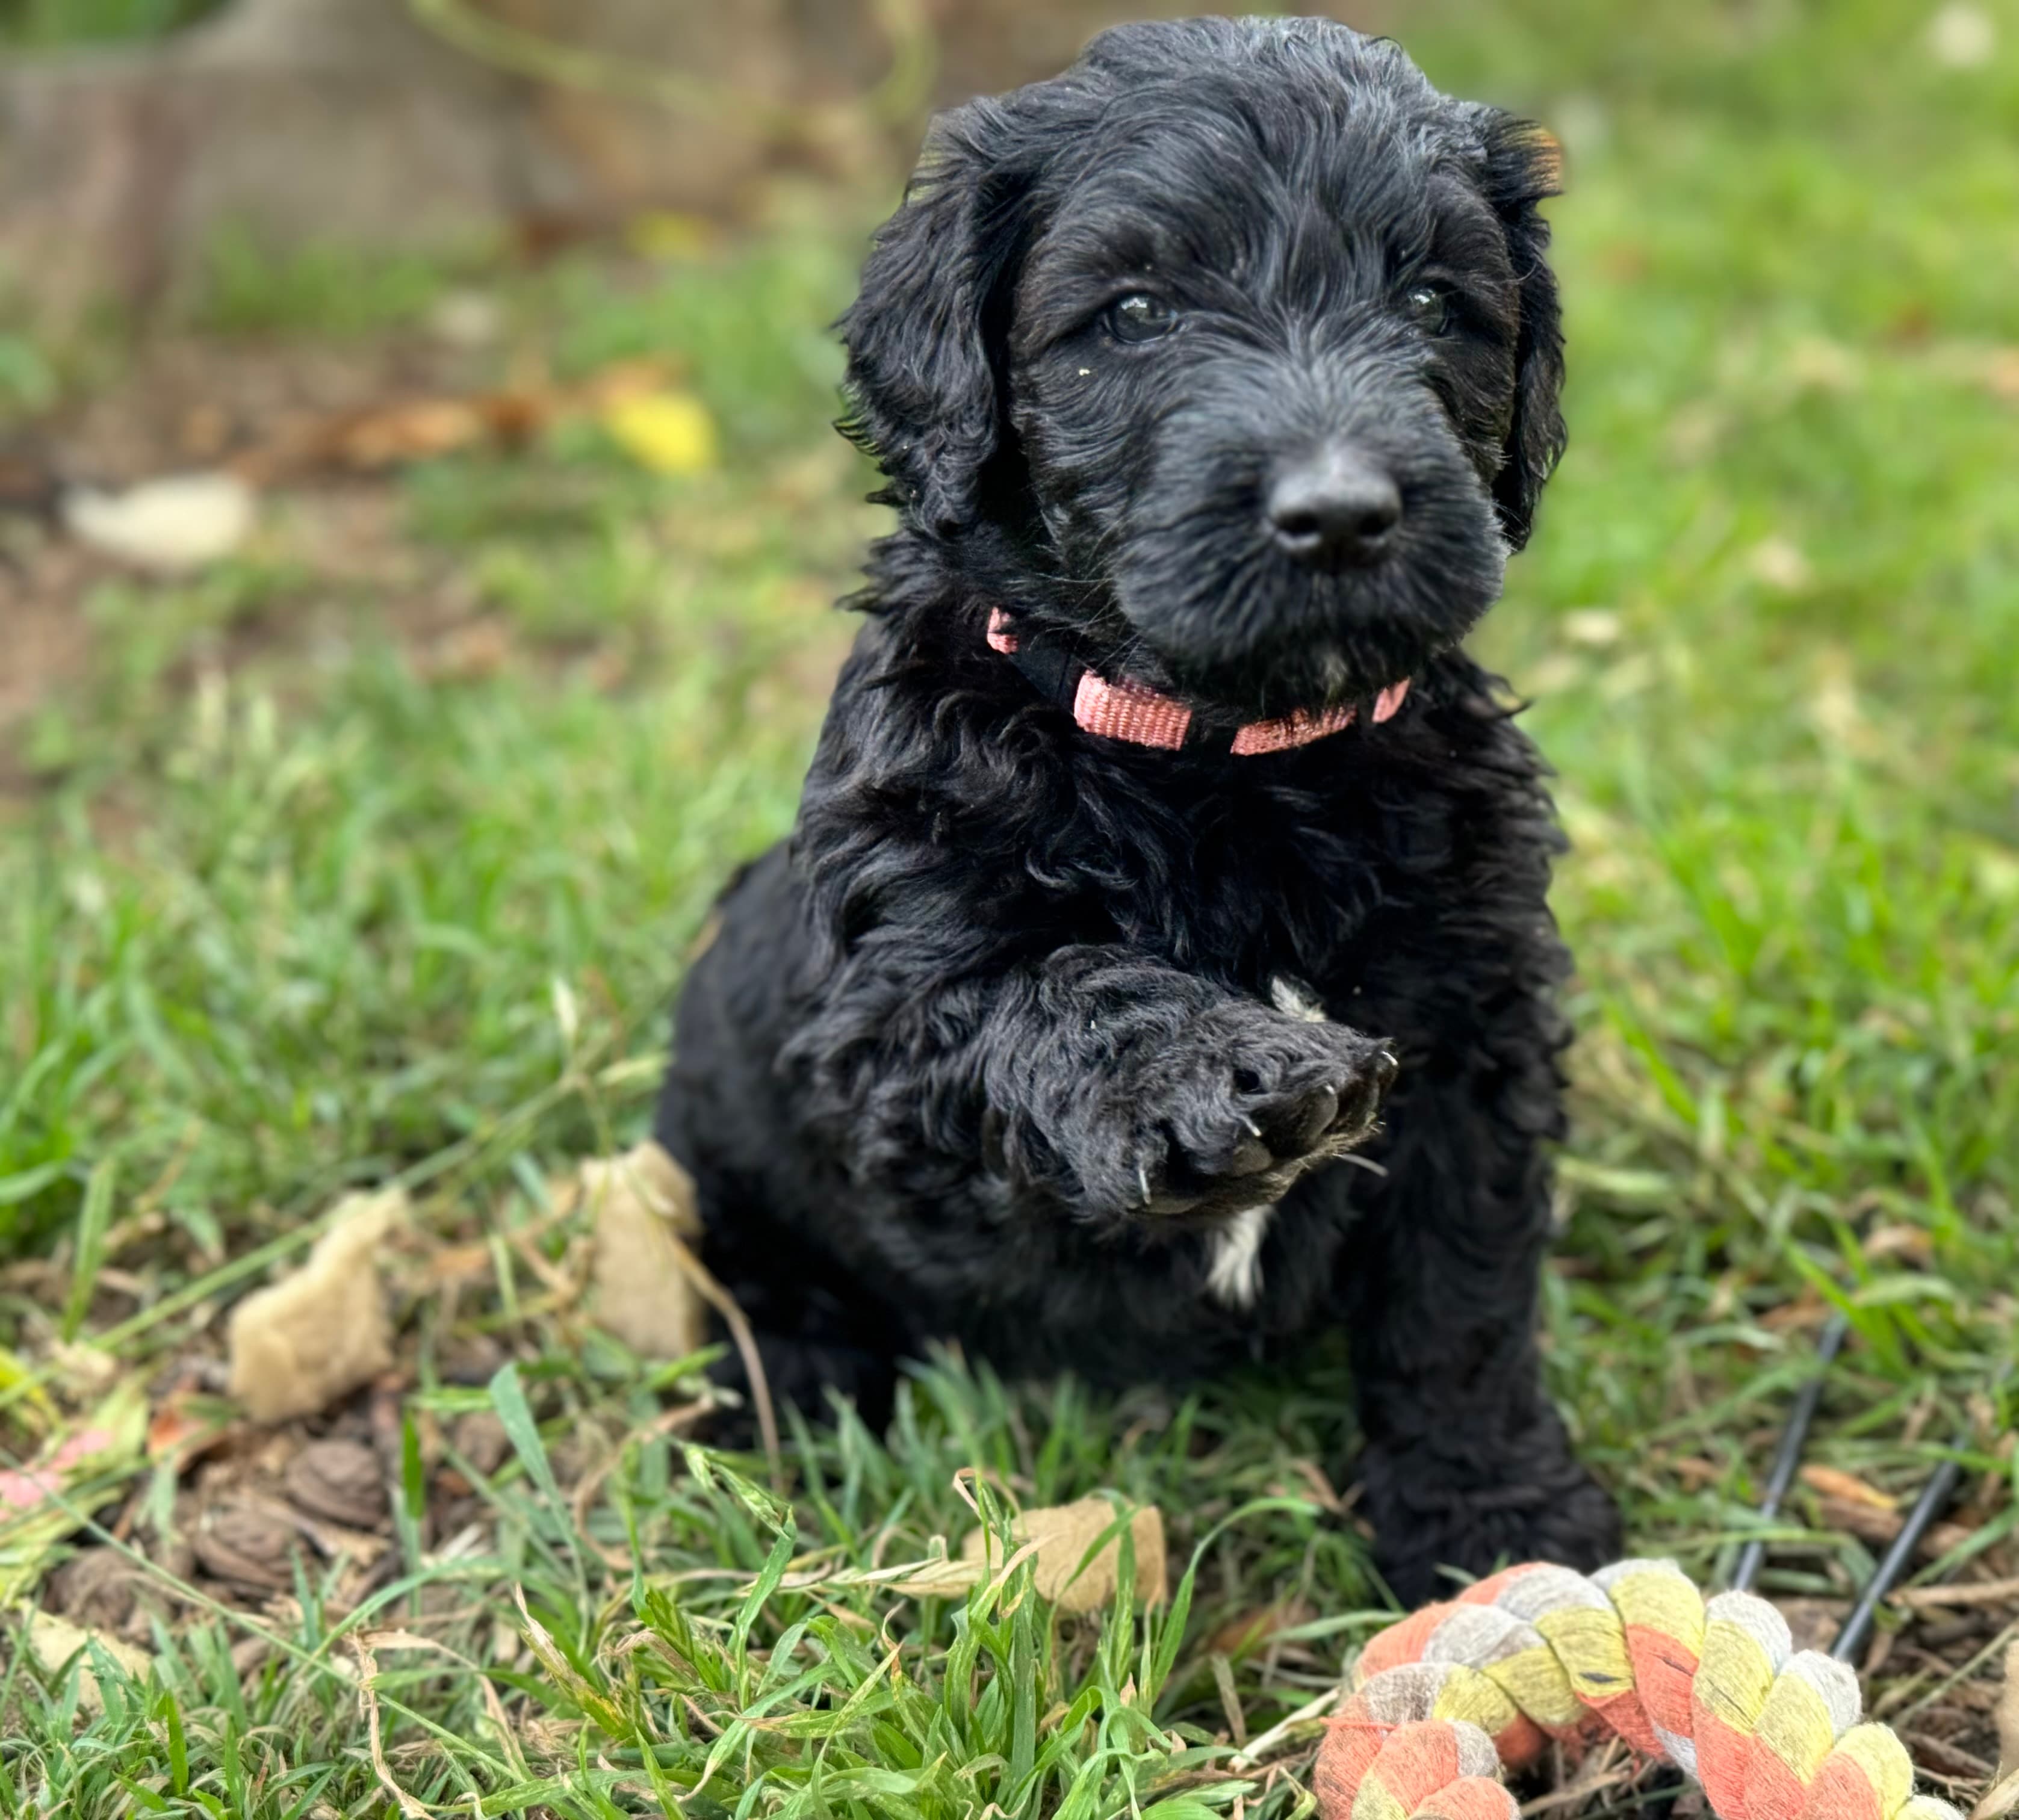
1115 996 1396 1219
1360 1433 1622 1607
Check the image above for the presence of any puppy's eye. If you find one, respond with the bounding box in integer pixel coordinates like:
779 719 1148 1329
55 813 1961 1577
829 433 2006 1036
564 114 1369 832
1404 283 1453 335
1105 293 1179 342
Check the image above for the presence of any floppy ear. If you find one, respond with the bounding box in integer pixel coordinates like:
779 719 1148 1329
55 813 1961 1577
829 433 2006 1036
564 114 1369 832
1475 114 1566 551
838 101 1035 537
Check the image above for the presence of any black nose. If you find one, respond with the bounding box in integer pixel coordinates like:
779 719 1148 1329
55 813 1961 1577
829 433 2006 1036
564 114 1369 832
1266 445 1403 566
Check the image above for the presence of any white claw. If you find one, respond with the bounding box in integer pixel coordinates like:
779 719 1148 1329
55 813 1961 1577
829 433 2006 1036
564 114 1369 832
1138 1162 1153 1206
1240 1113 1264 1138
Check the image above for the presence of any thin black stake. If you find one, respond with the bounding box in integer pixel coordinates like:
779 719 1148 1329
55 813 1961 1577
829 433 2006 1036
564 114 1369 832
1830 1443 1967 1664
1834 1362 2009 1664
1730 1308 1852 1593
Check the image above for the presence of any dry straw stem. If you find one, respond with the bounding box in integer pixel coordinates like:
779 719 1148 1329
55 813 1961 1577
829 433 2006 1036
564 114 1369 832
1971 1641 2019 1820
350 1632 430 1820
1894 1578 2019 1610
2001 1640 2019 1772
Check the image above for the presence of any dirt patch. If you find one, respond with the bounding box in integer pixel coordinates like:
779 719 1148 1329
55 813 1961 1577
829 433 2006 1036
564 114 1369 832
0 322 535 805
52 332 487 488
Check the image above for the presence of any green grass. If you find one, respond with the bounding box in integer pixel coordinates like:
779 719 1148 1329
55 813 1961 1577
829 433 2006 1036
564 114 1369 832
4 0 2018 1810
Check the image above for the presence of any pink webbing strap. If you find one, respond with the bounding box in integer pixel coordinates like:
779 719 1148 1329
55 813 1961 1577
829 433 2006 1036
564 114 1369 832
984 607 1408 755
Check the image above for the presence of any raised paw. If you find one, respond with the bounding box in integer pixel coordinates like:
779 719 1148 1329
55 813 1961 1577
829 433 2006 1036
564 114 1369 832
1120 989 1398 1221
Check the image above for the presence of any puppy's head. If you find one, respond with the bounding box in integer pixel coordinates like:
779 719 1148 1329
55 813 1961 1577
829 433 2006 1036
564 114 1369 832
841 18 1565 719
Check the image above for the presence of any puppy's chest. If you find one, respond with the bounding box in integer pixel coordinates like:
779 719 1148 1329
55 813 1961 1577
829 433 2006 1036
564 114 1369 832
1091 779 1398 995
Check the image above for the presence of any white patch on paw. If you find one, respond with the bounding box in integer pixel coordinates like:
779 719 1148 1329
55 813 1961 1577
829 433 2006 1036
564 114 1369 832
1206 1205 1274 1308
1268 975 1327 1023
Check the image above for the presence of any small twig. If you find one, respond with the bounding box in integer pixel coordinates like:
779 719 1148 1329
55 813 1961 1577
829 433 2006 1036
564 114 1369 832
1229 1682 1342 1769
660 1230 782 1493
1974 1768 2019 1820
1893 1577 2019 1610
1567 1784 1690 1820
1902 1733 1997 1781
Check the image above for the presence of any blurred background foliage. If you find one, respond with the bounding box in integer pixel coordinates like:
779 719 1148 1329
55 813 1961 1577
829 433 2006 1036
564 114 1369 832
0 0 219 46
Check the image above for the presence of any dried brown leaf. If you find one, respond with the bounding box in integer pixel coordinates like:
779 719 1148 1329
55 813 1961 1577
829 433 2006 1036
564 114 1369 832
192 1501 300 1590
27 1612 152 1713
284 1439 387 1529
1801 1464 1899 1509
957 1497 1166 1614
226 1189 405 1423
583 1142 708 1360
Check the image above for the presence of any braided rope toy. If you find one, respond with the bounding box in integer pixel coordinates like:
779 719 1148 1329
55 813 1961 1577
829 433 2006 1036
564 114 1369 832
1314 1560 1964 1820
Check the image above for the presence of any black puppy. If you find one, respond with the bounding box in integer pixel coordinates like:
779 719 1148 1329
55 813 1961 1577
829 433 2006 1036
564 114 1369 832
658 16 1620 1598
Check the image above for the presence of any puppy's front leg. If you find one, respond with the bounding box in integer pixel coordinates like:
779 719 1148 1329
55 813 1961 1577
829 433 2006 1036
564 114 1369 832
824 945 1396 1225
1340 1059 1620 1602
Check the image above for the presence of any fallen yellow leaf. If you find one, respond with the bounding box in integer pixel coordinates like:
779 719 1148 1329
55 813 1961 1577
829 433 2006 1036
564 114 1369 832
603 391 718 475
627 211 718 261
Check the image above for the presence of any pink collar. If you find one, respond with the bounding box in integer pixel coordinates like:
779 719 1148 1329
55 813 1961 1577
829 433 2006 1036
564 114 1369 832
986 607 1409 756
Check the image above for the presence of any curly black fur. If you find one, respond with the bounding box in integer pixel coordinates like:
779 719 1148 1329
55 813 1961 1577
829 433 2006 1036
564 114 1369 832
657 17 1619 1600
